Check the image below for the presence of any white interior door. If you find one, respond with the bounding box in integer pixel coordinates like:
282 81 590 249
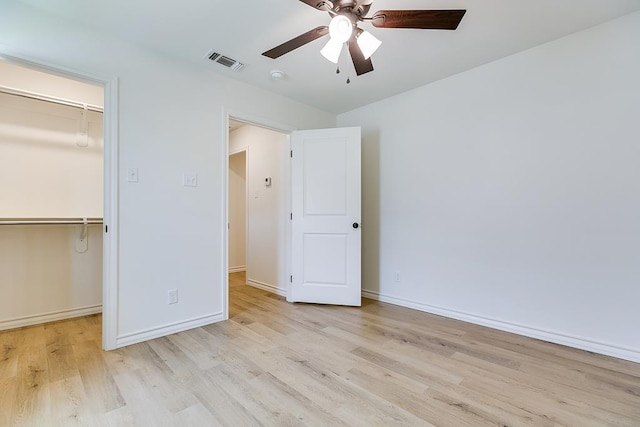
290 127 361 306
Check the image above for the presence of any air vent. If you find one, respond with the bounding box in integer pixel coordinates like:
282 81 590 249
206 51 244 72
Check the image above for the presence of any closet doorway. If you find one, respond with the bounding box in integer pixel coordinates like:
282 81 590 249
227 118 290 306
0 60 108 337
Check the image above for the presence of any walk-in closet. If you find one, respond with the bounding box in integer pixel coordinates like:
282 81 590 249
0 61 104 330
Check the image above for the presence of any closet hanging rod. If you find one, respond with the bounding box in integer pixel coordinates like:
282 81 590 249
0 218 103 226
0 85 104 113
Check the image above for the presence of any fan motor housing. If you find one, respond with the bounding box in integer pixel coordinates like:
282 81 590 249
331 0 370 17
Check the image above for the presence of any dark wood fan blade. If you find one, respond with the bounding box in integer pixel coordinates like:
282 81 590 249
298 0 333 11
371 10 466 30
348 39 374 76
262 26 329 59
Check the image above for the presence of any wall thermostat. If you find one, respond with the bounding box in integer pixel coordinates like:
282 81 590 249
265 177 272 187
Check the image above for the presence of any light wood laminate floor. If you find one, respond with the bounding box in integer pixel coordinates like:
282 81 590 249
1 272 639 426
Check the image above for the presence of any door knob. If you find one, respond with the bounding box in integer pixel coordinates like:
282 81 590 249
352 222 359 229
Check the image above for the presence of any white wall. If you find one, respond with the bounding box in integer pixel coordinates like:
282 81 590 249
230 125 289 295
0 61 104 107
0 92 103 218
0 2 334 346
0 65 104 329
338 11 640 362
228 151 246 272
0 225 103 329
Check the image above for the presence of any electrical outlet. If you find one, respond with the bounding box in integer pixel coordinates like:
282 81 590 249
168 289 178 304
394 271 401 283
183 172 197 187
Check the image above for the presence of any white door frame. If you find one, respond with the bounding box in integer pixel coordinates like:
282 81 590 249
0 51 120 350
221 110 295 319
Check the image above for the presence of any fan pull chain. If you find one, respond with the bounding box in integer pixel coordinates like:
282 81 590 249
346 77 351 84
336 66 340 74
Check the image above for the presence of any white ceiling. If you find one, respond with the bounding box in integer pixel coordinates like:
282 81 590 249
18 0 640 114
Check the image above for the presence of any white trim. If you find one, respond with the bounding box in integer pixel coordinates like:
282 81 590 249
116 312 225 348
221 113 230 321
362 290 640 364
0 305 102 331
0 51 119 351
247 279 287 297
229 146 248 156
102 77 119 350
225 112 297 135
283 136 293 303
228 266 246 273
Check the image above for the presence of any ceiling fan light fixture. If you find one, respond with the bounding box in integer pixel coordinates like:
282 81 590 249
328 15 353 43
320 38 343 64
356 30 381 60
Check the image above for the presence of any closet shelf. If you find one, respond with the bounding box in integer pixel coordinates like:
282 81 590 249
0 218 103 226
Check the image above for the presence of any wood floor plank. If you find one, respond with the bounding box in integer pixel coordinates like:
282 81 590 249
453 351 637 426
165 331 222 371
0 376 17 426
172 402 225 426
48 376 95 426
0 271 638 426
189 370 264 426
204 364 307 426
109 369 180 425
12 344 50 425
46 343 79 383
249 372 350 426
352 345 464 388
0 329 20 379
145 336 197 381
267 361 430 427
72 340 124 414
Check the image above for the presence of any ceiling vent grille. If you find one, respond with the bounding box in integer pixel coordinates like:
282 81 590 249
207 51 244 71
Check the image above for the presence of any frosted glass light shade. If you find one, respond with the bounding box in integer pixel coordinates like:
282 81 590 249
329 15 353 44
357 30 382 60
321 38 343 64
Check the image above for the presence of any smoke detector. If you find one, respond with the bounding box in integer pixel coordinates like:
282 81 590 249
270 70 285 81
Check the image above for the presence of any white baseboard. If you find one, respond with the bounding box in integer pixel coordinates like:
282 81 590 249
228 266 246 273
0 304 103 331
116 312 225 348
247 279 286 297
362 290 640 364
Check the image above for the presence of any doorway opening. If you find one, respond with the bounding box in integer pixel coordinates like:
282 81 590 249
0 55 118 349
228 149 247 276
225 117 291 316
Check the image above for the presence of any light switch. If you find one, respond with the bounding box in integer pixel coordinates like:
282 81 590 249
127 168 139 183
183 172 198 187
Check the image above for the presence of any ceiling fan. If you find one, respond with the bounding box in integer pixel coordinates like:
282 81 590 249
262 0 466 77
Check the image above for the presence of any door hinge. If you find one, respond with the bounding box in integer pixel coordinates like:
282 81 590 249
290 275 293 283
290 150 293 158
105 225 108 233
290 212 292 220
